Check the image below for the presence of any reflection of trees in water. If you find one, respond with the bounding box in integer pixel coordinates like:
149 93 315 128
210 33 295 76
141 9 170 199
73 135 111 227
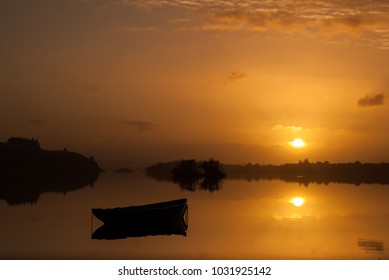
358 239 384 253
199 176 223 192
173 177 198 192
173 175 224 192
0 173 100 206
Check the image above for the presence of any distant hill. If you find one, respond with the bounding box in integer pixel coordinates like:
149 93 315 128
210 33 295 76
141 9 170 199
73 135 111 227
0 137 103 205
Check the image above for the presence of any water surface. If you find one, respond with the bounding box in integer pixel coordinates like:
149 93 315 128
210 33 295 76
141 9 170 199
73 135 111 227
1 172 388 259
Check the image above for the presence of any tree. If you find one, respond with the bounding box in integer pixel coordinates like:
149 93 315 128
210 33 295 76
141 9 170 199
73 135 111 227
171 159 226 192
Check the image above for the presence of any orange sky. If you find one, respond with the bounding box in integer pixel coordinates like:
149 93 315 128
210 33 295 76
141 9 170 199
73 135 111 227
1 0 389 164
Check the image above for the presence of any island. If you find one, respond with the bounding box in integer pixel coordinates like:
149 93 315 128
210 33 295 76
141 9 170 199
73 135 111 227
146 159 226 191
146 158 389 186
0 137 103 205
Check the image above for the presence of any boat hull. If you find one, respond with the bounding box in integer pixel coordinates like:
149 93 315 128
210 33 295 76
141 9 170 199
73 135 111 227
91 198 188 239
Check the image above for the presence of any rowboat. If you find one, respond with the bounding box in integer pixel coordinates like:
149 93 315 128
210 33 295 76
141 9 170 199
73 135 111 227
91 198 188 239
92 198 188 225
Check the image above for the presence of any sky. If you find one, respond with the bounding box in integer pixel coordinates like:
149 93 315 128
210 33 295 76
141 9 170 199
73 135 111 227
1 0 389 165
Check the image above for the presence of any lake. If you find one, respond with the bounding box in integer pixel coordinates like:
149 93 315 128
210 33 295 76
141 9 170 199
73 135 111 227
1 172 388 259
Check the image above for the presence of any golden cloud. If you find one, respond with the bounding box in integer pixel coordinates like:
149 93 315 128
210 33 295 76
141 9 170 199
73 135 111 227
114 0 389 49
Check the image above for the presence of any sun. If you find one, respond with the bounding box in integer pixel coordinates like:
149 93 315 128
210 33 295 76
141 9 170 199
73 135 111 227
290 138 306 148
290 197 305 207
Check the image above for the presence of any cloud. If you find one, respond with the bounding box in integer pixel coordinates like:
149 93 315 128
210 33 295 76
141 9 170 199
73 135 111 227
197 2 388 37
119 0 168 10
125 120 157 132
167 18 191 24
29 119 45 126
358 93 385 107
226 71 246 82
117 26 159 32
110 0 389 49
273 125 303 132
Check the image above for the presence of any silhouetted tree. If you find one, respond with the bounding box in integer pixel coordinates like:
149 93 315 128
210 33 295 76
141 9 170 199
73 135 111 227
171 159 225 192
6 137 41 149
172 159 202 182
200 158 226 180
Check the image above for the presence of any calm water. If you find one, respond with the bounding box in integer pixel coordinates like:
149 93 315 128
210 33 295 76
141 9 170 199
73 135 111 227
1 172 389 259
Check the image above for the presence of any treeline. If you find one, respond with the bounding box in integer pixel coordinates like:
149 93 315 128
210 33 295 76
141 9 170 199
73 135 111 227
145 161 179 182
6 137 41 149
146 159 389 186
146 159 226 191
0 137 102 176
224 159 389 185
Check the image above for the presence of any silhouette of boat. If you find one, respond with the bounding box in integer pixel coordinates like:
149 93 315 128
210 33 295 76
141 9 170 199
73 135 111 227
91 198 188 239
